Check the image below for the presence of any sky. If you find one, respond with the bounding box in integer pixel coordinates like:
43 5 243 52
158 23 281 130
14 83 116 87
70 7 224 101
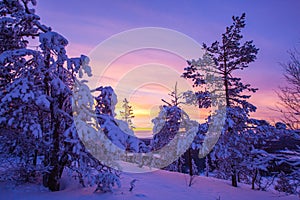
34 1 300 134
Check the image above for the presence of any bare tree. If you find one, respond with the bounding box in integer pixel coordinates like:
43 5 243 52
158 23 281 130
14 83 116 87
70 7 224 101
277 50 300 130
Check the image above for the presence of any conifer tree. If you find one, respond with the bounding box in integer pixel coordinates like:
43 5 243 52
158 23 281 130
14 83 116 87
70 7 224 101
183 13 259 187
0 0 118 191
120 98 135 130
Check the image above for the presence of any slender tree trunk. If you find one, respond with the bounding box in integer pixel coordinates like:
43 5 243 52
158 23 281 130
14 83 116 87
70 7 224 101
33 145 38 164
43 83 65 191
232 169 238 187
224 76 230 107
223 57 230 107
42 151 49 187
43 98 61 191
252 169 258 190
188 148 193 187
177 157 182 173
224 61 238 188
31 149 38 177
47 117 61 191
205 156 210 177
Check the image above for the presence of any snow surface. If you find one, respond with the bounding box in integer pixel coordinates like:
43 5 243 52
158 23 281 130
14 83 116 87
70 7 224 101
0 170 298 200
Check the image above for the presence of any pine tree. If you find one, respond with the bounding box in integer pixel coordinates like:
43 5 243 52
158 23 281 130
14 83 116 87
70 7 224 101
182 13 259 187
93 86 148 153
0 0 51 184
0 0 120 192
161 82 184 107
152 83 183 150
151 105 182 151
152 82 202 183
119 98 135 130
151 83 184 173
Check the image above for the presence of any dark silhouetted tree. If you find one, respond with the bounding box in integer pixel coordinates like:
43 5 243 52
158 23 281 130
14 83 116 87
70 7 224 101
183 13 259 187
276 50 300 130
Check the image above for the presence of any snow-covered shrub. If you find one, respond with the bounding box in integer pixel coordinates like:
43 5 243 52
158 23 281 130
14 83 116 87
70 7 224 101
275 172 297 194
94 172 121 193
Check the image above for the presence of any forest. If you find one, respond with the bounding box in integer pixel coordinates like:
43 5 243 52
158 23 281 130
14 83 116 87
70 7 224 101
0 1 299 199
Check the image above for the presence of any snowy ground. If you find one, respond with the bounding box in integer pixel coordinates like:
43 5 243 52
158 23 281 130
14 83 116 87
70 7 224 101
0 170 298 200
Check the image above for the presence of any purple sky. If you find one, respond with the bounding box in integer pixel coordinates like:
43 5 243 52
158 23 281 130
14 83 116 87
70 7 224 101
35 0 300 127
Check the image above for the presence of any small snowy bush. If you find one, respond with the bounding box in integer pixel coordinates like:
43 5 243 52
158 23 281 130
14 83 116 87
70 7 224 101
94 172 121 193
275 172 297 195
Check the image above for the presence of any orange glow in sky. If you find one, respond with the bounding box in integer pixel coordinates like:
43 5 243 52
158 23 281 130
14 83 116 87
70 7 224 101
88 49 207 133
35 1 300 137
67 44 283 138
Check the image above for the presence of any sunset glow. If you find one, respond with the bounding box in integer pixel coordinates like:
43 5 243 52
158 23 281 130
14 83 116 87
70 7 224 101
35 0 300 136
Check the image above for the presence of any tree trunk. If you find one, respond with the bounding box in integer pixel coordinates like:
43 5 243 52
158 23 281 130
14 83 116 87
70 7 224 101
224 76 230 107
43 146 68 191
188 148 193 187
30 149 38 178
232 169 238 187
42 89 65 191
223 57 230 107
177 157 182 173
43 119 61 191
205 156 210 177
252 169 258 190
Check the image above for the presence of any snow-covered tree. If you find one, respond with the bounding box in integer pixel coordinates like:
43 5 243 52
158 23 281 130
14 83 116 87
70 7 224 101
0 0 51 184
151 82 202 186
94 86 148 153
270 127 300 195
119 98 135 130
239 119 300 192
182 13 259 187
151 105 182 151
0 0 120 192
152 83 185 151
239 120 275 190
151 82 186 174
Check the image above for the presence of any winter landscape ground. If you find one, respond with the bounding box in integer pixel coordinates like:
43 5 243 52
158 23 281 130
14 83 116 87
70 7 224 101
1 170 298 200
